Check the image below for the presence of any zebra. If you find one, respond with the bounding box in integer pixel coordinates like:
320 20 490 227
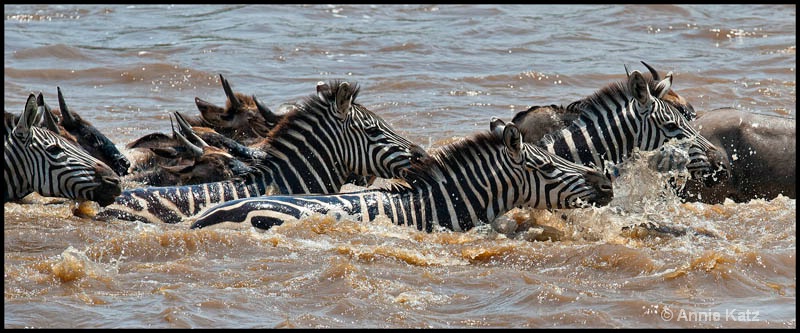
97 80 428 224
4 93 122 206
536 68 728 186
190 117 614 232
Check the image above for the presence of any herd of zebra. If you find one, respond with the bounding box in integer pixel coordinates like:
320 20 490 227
5 62 794 235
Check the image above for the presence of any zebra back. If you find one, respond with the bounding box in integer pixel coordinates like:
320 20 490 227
99 80 427 224
191 118 613 233
4 93 122 206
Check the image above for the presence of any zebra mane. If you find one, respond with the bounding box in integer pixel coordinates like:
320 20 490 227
539 74 662 146
566 72 667 117
572 80 629 116
396 131 501 189
256 79 361 149
3 111 15 136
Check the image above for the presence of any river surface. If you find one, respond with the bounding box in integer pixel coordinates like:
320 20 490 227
4 4 795 328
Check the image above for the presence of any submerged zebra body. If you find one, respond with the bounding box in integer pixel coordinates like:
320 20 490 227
191 118 614 232
537 68 728 185
4 93 122 206
99 80 427 224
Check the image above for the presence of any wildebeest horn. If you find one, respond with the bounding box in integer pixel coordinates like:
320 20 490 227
640 61 661 81
57 87 77 126
654 71 674 98
174 111 209 148
219 74 241 110
171 114 204 158
624 64 631 78
253 95 282 125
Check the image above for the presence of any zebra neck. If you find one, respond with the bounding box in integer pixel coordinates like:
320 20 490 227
261 114 349 195
541 105 642 168
397 162 515 232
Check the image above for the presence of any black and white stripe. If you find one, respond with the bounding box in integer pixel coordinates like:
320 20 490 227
538 69 726 183
4 93 121 206
190 118 614 232
99 80 427 224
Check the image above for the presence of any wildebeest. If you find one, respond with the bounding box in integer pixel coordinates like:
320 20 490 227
184 74 291 145
677 108 795 203
37 87 131 177
125 112 256 187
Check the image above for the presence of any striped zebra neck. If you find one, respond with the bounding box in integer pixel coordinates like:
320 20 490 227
540 82 643 169
256 106 351 195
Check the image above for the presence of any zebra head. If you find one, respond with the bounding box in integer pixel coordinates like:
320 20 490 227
490 118 614 209
4 93 122 206
627 69 729 186
317 80 428 181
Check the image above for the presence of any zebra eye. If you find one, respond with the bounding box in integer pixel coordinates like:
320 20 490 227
540 162 557 173
663 122 680 132
364 125 383 137
45 142 64 155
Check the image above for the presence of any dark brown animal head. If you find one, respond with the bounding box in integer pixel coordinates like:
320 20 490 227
38 87 131 177
193 74 285 143
125 112 254 187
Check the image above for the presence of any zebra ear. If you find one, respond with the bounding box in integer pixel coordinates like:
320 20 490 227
14 94 39 139
33 93 48 129
627 70 652 109
653 71 673 99
490 117 506 138
502 122 522 157
335 81 353 116
41 98 61 133
316 81 330 100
